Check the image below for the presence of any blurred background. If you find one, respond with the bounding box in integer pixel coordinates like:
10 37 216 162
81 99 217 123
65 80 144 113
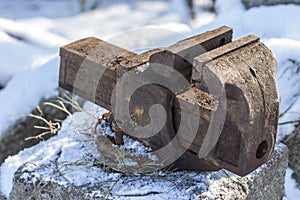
0 0 300 199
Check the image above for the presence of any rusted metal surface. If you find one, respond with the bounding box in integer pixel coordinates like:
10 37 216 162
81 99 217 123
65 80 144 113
190 34 278 175
59 37 136 110
59 26 278 176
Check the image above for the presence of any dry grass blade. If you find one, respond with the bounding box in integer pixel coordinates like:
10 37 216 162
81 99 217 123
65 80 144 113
279 102 295 118
58 94 83 112
25 119 61 141
25 95 77 141
33 125 51 130
278 120 300 126
44 102 72 116
25 131 51 141
28 113 51 126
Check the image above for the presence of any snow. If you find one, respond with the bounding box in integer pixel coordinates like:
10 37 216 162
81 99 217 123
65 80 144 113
0 0 300 198
0 0 191 138
0 108 204 199
0 58 59 135
197 0 300 40
270 38 300 136
0 113 288 199
0 107 287 199
0 107 108 196
0 0 81 19
284 168 300 200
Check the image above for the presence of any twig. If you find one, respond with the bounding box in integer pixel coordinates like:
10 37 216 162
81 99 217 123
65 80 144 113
278 120 300 126
279 102 295 118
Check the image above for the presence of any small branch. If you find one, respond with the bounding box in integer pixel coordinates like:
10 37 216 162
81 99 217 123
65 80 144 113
278 120 300 126
119 191 161 197
279 102 295 118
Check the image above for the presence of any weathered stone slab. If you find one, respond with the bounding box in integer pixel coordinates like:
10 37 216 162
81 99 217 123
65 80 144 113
1 110 288 200
242 0 300 8
283 123 300 185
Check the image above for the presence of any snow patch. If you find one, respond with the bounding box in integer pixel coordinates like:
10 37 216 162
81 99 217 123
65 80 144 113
0 110 203 199
284 168 300 200
0 58 59 136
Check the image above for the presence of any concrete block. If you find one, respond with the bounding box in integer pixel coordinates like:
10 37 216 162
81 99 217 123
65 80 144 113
0 111 288 200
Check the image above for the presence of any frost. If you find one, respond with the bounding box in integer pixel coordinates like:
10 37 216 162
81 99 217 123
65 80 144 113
135 63 149 73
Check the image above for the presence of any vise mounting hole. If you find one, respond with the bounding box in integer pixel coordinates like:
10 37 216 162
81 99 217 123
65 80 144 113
256 140 268 159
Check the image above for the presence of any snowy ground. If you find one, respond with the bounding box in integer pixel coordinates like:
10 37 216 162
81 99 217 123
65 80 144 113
0 103 290 199
0 0 300 199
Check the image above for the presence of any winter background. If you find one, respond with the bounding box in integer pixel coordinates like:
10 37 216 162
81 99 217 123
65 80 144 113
0 0 299 199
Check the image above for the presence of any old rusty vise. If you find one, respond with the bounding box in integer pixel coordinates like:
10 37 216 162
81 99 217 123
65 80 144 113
59 26 278 176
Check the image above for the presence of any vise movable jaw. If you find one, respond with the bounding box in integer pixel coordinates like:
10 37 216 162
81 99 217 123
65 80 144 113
59 26 278 176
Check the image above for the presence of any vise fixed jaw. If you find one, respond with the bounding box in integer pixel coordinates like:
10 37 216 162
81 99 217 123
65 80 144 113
59 26 278 176
191 35 278 175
